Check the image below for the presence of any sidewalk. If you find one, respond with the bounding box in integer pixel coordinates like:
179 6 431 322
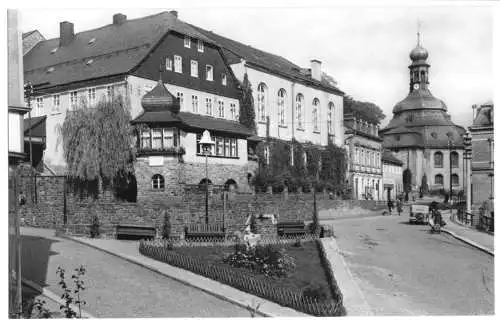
442 211 494 256
64 235 308 317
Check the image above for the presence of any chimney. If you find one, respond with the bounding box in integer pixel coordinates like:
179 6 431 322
310 59 322 81
59 21 74 47
170 10 178 18
113 13 127 25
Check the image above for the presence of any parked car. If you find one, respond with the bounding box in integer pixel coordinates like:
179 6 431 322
409 203 430 224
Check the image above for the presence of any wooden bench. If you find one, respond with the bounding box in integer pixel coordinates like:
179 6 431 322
277 221 307 237
184 223 225 240
116 224 156 240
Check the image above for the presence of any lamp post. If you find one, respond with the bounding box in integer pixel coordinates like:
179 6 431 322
448 136 453 204
463 132 472 215
200 130 215 225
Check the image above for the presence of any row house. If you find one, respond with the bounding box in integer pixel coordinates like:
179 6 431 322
23 11 253 197
382 150 404 201
344 114 383 200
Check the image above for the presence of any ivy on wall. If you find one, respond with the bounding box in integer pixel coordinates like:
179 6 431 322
252 138 348 194
238 73 256 133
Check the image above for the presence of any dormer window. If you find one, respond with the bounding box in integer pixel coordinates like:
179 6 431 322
88 38 96 45
86 59 94 65
47 67 55 73
184 36 191 48
197 40 204 52
50 48 58 54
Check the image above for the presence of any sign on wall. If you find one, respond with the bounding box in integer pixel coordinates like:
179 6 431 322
149 156 164 166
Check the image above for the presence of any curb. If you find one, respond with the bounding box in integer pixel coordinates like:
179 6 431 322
440 228 494 256
320 237 373 316
20 276 95 319
62 235 308 318
449 214 494 236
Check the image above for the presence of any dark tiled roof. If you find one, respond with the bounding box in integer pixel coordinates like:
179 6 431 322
472 103 493 127
23 11 214 88
22 30 37 39
190 25 343 95
393 88 447 114
131 111 253 137
382 151 403 165
23 115 46 138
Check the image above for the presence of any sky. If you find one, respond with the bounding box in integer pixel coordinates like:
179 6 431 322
17 0 496 128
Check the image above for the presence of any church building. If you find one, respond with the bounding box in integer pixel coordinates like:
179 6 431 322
379 32 466 194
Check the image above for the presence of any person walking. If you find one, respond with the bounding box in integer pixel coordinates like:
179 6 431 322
387 200 393 215
397 199 403 216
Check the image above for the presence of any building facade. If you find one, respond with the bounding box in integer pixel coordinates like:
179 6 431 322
379 32 466 194
191 27 345 149
469 101 494 208
344 114 383 200
382 151 404 201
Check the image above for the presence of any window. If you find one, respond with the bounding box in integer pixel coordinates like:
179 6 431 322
221 73 227 86
327 102 334 134
152 174 165 190
177 92 184 109
224 138 230 156
230 138 237 157
451 151 459 168
264 146 270 164
257 83 268 123
68 92 77 110
296 94 304 129
434 151 443 168
191 60 198 78
197 39 204 52
88 88 96 104
192 95 199 113
174 55 182 73
312 98 320 132
435 174 444 185
355 147 359 163
152 128 162 149
452 174 459 186
141 130 151 149
36 97 44 116
165 58 173 71
184 36 191 48
277 89 286 126
216 136 223 155
106 85 114 99
52 95 61 113
218 100 224 118
205 97 213 116
206 65 213 81
230 103 236 120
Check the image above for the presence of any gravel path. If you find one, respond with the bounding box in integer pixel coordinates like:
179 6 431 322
20 228 252 318
322 213 494 315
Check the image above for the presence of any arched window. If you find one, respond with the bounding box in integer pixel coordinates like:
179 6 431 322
452 174 459 186
277 89 286 126
327 102 334 135
451 151 459 168
257 83 268 123
435 174 443 185
312 98 320 132
296 94 304 129
434 151 443 168
420 71 426 83
152 174 165 189
355 147 359 163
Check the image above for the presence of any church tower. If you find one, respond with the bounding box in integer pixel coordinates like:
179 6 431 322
408 30 430 93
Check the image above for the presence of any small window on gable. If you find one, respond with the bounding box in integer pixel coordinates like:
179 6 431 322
221 73 227 86
206 65 213 81
197 40 204 52
184 36 191 48
152 174 165 189
191 60 198 78
174 55 182 73
165 58 172 71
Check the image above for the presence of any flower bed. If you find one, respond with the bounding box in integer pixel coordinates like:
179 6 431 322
139 239 345 316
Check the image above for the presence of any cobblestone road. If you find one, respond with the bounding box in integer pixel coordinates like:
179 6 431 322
20 228 252 318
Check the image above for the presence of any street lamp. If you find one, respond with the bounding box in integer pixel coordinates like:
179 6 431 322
200 130 215 225
447 133 454 204
463 131 472 215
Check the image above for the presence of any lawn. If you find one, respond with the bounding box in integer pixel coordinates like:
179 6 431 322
175 240 335 302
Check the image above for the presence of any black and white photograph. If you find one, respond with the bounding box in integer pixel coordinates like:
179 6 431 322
6 0 497 319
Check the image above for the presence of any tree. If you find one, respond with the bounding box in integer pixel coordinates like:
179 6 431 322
344 95 385 125
239 73 256 132
58 95 135 200
403 168 412 201
320 141 348 195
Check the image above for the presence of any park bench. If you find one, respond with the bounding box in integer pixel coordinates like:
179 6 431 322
277 221 307 237
184 223 225 240
116 224 156 240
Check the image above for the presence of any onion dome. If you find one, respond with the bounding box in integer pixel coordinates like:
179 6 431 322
141 79 180 113
409 45 429 61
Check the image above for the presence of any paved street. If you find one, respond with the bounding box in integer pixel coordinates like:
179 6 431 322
322 213 494 315
20 228 252 318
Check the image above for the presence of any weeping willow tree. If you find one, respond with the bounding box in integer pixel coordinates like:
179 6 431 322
57 94 136 201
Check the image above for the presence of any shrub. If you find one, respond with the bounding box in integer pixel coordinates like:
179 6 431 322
162 210 171 239
89 214 100 238
302 283 329 302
